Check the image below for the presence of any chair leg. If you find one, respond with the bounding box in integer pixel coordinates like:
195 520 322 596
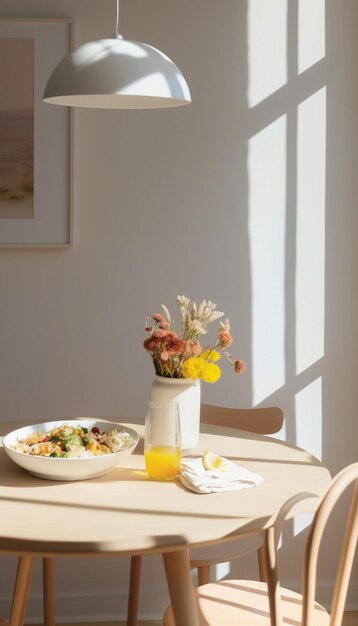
9 556 34 626
127 555 142 626
257 545 267 582
43 558 56 626
197 564 211 586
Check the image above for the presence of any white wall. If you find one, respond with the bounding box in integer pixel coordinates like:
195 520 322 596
0 0 357 620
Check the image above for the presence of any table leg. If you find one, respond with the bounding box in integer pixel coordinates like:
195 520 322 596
9 556 33 626
43 557 56 626
263 527 282 626
127 555 142 626
162 549 199 626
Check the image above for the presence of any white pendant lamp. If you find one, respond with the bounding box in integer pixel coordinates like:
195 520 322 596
43 0 191 109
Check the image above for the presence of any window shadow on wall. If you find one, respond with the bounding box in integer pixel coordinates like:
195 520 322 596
244 0 326 471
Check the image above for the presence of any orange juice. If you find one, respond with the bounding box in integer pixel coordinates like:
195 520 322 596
144 446 181 481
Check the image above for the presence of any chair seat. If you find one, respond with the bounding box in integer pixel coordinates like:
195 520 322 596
163 580 330 626
189 533 262 567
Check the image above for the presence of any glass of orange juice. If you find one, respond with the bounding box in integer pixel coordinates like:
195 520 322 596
144 401 181 481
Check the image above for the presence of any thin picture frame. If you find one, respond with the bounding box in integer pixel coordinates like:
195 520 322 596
0 18 73 248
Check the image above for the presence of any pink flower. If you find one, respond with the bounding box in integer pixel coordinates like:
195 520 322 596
190 342 202 356
218 330 233 347
153 329 169 339
145 325 153 332
153 313 166 323
158 320 170 329
234 359 245 374
165 335 187 356
160 351 169 361
143 337 158 352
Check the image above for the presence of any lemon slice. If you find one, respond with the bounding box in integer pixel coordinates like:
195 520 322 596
202 450 229 472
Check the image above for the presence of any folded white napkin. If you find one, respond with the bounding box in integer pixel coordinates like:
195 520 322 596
179 457 263 494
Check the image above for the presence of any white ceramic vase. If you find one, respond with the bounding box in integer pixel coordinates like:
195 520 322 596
150 375 201 453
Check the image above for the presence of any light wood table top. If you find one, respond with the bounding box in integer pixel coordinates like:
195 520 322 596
0 418 330 557
0 418 331 626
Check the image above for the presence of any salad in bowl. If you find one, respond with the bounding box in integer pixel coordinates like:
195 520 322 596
3 418 139 481
12 423 135 458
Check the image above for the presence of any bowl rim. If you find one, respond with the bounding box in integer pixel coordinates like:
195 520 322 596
2 418 139 462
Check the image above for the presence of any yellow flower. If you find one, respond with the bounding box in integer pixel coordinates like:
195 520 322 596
182 357 203 380
201 348 221 362
201 362 221 384
182 356 221 383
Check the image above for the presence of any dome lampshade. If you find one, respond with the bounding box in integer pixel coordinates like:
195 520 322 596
43 2 191 109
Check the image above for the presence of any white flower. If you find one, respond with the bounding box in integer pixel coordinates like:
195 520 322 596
219 318 231 332
207 310 224 324
197 300 206 318
161 304 172 327
188 319 207 334
191 300 198 320
177 295 190 308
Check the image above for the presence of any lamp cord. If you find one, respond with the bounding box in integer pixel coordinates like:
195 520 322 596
115 0 121 36
115 0 120 34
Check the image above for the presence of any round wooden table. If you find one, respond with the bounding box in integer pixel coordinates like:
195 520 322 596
0 419 331 626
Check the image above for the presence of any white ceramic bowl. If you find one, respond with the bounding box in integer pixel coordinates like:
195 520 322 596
2 418 139 481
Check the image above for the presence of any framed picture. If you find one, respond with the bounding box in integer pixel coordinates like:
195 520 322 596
0 18 72 248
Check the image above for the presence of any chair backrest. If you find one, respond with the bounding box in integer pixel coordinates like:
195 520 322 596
200 403 284 435
301 463 358 626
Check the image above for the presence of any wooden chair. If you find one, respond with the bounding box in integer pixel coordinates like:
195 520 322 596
126 403 284 626
163 462 358 626
1 556 34 626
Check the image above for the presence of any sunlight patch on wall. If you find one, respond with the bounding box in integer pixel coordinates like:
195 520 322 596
293 376 322 535
247 0 287 107
295 377 322 460
293 511 314 537
296 88 326 375
249 116 286 405
298 0 325 74
214 562 231 581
